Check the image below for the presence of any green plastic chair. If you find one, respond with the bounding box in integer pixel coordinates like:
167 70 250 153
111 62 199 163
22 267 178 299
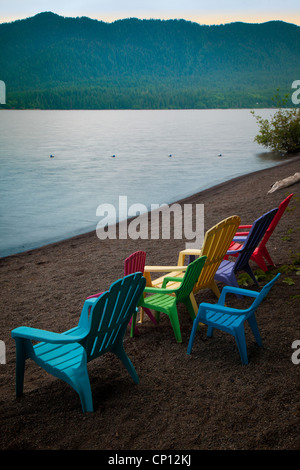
11 272 146 412
137 256 207 343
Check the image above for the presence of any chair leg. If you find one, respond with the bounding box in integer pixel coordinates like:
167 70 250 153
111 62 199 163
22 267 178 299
183 296 197 322
251 251 268 272
207 325 214 337
129 311 140 338
73 366 94 413
168 306 182 343
189 292 198 315
114 343 139 384
247 314 262 347
243 264 259 286
139 308 144 323
260 246 275 268
154 310 161 323
187 316 200 354
143 307 157 325
15 338 26 397
233 326 248 365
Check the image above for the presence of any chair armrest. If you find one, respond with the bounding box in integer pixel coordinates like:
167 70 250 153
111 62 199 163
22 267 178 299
177 249 202 265
197 302 247 318
144 265 187 272
232 236 247 242
226 248 243 254
178 249 202 255
217 285 260 305
143 286 177 295
162 277 184 288
11 326 86 344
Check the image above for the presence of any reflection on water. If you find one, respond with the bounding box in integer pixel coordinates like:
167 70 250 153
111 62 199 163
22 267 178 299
0 109 282 257
256 151 289 161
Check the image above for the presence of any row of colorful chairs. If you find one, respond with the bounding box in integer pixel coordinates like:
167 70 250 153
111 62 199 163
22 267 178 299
11 194 293 411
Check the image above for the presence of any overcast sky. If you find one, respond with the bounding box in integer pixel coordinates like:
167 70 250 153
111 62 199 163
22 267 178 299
1 0 300 25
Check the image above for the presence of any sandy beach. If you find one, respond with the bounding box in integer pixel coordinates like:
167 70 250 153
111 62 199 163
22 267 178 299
0 155 299 451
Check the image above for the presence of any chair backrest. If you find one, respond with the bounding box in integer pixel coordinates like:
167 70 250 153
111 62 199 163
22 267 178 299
124 251 146 275
234 208 278 272
259 194 293 247
246 273 280 316
194 215 241 292
83 272 146 362
176 255 207 301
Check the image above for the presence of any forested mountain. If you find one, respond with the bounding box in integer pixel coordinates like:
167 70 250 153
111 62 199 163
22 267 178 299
1 12 299 109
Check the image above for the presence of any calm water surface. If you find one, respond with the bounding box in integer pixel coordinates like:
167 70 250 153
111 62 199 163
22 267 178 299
0 109 282 257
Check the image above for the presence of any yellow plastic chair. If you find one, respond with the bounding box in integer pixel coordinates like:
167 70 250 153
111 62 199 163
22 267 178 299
143 215 241 315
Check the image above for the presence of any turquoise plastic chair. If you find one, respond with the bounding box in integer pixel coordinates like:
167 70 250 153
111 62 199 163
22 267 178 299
11 272 146 412
86 251 157 336
187 273 280 364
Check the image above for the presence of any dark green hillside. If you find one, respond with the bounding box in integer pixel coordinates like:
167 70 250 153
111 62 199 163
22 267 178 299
0 12 299 109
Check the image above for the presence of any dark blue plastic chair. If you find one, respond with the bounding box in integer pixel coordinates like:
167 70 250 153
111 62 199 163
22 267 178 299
215 208 278 289
187 273 280 364
11 272 146 412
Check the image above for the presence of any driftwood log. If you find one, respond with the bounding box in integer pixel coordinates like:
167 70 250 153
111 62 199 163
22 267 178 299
268 172 300 193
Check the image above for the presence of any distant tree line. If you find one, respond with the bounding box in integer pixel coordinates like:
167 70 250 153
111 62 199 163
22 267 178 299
0 13 299 109
3 84 293 110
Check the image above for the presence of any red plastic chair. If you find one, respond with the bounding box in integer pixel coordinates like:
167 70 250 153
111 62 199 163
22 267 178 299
87 251 156 335
226 194 293 272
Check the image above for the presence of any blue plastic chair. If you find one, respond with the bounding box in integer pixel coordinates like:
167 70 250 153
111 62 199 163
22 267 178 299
215 208 278 289
187 273 280 364
11 272 146 412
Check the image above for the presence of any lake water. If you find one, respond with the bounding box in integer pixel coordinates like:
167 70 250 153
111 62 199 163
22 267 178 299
0 108 282 258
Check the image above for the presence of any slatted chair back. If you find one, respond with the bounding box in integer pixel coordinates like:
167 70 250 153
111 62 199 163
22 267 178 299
245 273 281 316
124 251 147 276
84 272 146 362
193 215 241 292
175 256 207 302
234 208 277 273
260 193 293 247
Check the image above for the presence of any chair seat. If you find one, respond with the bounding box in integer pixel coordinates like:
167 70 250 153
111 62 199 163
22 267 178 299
228 241 244 252
215 259 234 276
34 341 85 373
142 292 176 310
202 309 245 331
